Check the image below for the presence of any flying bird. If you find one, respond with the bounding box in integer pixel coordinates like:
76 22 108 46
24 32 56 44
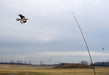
102 48 104 50
16 14 28 24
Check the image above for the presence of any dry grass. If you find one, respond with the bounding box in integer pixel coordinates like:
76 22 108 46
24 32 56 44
0 65 109 75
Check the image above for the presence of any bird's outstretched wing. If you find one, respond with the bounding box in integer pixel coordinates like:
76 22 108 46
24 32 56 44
19 14 25 19
16 18 21 21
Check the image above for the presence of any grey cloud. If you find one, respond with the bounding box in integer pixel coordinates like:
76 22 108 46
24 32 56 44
0 0 109 63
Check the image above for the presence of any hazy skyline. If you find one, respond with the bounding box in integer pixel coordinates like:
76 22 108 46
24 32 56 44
0 0 109 64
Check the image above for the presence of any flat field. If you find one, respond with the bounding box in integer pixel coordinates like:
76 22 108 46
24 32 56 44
0 64 109 75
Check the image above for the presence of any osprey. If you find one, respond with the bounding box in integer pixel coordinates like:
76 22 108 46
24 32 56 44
16 14 28 24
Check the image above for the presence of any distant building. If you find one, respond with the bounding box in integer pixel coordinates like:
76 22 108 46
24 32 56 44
81 61 88 65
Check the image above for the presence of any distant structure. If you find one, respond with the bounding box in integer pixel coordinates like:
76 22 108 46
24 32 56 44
0 60 31 65
81 61 88 65
94 62 109 66
16 14 28 24
40 61 43 65
29 60 31 64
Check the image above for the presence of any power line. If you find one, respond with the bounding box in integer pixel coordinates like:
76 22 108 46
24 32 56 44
72 11 96 75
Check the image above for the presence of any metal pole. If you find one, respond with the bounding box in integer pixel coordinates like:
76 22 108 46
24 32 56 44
72 12 96 75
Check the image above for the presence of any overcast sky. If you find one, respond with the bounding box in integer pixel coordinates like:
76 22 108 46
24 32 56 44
0 0 109 64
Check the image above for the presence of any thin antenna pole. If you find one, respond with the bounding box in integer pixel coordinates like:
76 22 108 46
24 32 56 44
72 12 96 75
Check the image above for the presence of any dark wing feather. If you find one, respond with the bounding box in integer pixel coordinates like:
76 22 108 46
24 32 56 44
19 14 25 19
